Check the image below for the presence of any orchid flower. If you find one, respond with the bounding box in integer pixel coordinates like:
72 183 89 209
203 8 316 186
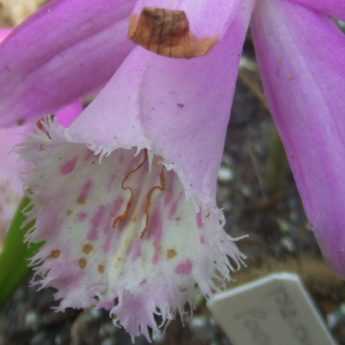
0 0 344 340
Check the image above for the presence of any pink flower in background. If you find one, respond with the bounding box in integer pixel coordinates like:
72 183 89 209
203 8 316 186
0 0 344 339
252 0 345 276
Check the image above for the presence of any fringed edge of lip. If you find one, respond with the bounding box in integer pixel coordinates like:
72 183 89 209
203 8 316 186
17 117 248 341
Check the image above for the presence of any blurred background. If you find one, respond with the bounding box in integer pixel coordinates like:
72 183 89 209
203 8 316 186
0 1 345 344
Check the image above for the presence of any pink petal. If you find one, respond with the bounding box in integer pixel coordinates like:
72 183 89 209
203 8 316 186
56 101 83 127
0 0 136 127
289 0 345 20
129 0 244 57
20 0 254 338
252 0 345 275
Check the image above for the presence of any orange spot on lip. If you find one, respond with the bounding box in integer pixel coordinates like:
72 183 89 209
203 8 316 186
78 258 87 269
82 243 93 255
129 7 218 59
167 248 177 259
49 249 61 259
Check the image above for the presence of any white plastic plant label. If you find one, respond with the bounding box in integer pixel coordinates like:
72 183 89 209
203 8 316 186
208 273 336 345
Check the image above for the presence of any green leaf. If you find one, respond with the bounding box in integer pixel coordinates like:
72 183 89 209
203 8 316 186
0 197 41 306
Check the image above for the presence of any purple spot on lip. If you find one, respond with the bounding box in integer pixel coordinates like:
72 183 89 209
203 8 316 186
196 211 203 228
78 212 88 222
175 259 193 275
87 206 106 241
60 157 78 175
78 179 93 204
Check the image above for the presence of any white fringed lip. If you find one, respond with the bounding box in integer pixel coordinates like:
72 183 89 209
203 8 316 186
20 120 245 340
